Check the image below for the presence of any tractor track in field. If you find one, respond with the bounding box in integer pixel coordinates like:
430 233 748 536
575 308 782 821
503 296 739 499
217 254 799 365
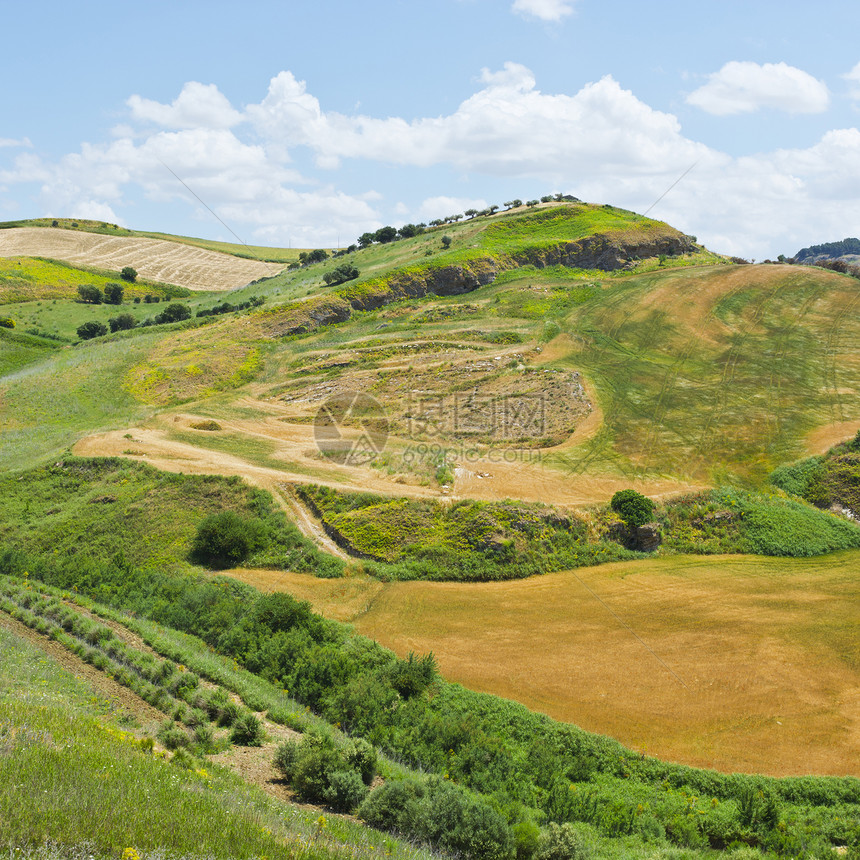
0 227 283 291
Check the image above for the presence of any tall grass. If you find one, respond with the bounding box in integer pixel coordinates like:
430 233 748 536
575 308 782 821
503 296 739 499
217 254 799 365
0 624 433 860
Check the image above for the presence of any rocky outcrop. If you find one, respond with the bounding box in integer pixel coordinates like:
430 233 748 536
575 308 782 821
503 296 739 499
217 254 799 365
340 258 505 312
512 233 694 272
266 225 693 338
635 522 662 552
261 295 353 337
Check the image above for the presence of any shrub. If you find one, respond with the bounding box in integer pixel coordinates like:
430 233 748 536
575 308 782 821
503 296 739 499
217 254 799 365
120 266 137 282
535 822 596 860
157 721 190 751
103 282 124 304
230 712 264 746
344 737 377 785
275 732 370 812
0 317 14 329
76 321 108 340
153 302 191 324
323 263 360 286
108 313 137 332
610 489 655 529
192 723 216 753
359 776 514 860
217 700 241 727
770 458 825 498
190 510 267 569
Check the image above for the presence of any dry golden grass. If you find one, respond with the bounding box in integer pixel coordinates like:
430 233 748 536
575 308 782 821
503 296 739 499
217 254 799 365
225 551 860 777
0 227 282 290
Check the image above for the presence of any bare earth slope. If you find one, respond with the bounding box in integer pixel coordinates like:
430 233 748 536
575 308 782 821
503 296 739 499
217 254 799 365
0 227 283 291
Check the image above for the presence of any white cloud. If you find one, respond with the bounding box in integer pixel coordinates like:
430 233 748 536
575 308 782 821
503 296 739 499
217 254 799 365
247 64 706 181
686 61 830 115
0 137 32 148
0 123 377 247
511 0 576 22
128 82 243 129
5 66 860 256
843 61 860 100
416 195 488 221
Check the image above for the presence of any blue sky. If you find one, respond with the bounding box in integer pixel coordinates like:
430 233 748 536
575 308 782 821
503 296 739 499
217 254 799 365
2 0 859 257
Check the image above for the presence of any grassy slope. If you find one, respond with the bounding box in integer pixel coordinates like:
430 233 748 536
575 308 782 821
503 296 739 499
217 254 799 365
0 619 429 860
0 254 187 305
3 208 859 486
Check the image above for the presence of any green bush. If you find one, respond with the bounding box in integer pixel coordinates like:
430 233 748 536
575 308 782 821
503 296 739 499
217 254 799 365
76 321 108 340
190 510 267 569
274 732 370 812
0 317 14 329
359 776 515 860
77 284 103 304
770 457 825 498
157 721 190 751
610 489 655 529
535 822 596 860
104 282 124 304
230 712 264 746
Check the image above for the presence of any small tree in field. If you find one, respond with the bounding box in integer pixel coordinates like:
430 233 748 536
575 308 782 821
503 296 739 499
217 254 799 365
77 285 103 304
103 282 124 304
108 313 136 332
120 266 138 283
77 321 107 340
441 235 452 249
610 489 655 529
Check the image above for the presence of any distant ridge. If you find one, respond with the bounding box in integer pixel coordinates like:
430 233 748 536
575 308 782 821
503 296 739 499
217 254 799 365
794 236 860 263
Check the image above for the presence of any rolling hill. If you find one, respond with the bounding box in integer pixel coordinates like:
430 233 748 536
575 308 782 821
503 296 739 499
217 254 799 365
2 200 860 859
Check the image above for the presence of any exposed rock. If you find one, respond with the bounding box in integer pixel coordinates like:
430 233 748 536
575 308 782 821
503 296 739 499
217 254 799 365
512 233 694 272
635 522 662 552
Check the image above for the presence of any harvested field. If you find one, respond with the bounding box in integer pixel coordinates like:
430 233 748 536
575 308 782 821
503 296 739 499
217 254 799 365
0 227 282 291
230 551 860 777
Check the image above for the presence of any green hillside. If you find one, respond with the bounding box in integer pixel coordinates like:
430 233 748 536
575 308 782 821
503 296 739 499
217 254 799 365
3 200 860 859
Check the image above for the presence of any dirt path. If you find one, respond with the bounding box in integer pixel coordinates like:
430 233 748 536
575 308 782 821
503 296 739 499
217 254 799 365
74 406 703 511
0 227 283 291
274 484 351 561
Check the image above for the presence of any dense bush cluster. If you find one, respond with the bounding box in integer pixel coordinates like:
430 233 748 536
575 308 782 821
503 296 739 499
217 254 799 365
322 263 360 286
274 732 376 812
610 489 656 528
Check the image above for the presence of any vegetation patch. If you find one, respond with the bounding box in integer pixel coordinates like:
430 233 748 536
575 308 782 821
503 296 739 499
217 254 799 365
0 255 185 305
297 485 637 579
0 593 427 860
0 457 343 577
770 429 860 515
4 548 859 859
